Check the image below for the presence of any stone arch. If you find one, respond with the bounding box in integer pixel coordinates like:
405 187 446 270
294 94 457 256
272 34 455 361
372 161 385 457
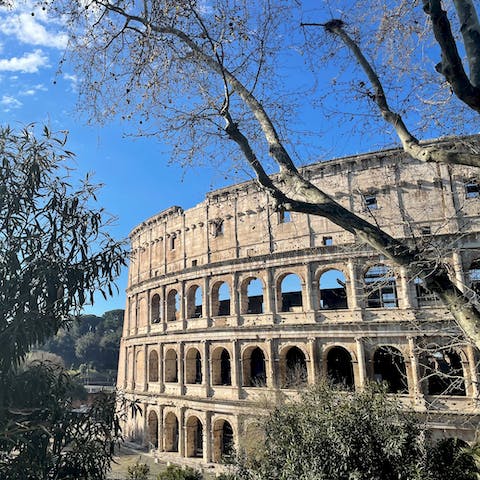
164 348 178 383
151 293 161 323
278 273 303 312
364 264 398 308
279 346 308 388
373 346 408 393
319 268 348 309
211 347 232 386
422 349 466 396
164 411 179 452
240 277 264 314
213 418 235 463
166 288 181 321
147 410 159 448
186 415 203 458
186 284 203 319
325 346 354 389
148 350 159 382
185 347 202 384
212 281 231 316
242 345 267 387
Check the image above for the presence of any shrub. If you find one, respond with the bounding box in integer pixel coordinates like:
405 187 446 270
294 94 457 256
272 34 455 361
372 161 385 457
127 460 150 480
156 464 203 480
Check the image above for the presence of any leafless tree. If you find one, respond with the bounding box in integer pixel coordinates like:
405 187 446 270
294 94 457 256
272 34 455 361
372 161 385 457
48 0 480 346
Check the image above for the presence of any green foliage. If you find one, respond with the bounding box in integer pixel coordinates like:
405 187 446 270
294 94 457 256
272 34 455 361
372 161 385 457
156 465 203 480
0 125 127 373
234 383 425 480
0 361 121 479
127 460 150 480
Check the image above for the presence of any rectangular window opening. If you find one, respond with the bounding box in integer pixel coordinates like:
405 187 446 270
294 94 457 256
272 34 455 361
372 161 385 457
364 194 378 210
279 210 291 224
465 180 480 199
323 236 333 246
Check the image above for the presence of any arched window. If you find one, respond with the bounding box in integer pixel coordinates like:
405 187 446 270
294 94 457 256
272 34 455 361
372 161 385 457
186 416 203 458
185 348 202 384
241 278 264 314
423 349 466 396
280 274 303 312
164 349 178 383
187 285 203 319
147 410 158 448
148 350 159 382
164 412 179 452
364 264 398 308
212 348 232 386
282 347 308 388
243 346 266 387
319 269 348 309
326 346 354 389
414 277 439 306
212 281 231 316
213 419 234 463
373 346 408 393
151 294 161 323
468 260 480 297
166 289 181 321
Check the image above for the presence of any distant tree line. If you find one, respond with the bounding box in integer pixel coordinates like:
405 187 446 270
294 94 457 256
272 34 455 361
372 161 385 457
42 309 124 371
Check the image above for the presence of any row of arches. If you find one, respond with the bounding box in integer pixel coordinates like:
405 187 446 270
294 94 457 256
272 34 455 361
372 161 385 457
144 261 480 324
146 411 234 463
145 344 467 396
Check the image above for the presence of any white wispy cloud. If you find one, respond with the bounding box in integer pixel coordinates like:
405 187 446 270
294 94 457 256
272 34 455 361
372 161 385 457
0 49 49 73
0 95 22 111
0 12 67 49
20 83 47 96
63 72 78 91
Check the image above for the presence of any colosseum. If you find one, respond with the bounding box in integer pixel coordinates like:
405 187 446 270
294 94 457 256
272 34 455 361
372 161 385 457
117 140 480 465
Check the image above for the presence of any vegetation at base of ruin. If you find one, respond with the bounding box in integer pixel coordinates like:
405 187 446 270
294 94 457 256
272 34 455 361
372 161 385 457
0 125 127 478
156 465 203 480
127 460 150 480
229 383 480 480
46 0 480 348
42 309 125 374
0 361 122 480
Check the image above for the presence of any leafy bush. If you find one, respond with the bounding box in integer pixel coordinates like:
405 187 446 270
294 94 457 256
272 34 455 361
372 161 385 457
156 464 203 480
127 460 150 480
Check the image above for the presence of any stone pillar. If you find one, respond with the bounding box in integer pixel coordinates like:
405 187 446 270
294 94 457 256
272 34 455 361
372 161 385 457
267 339 277 388
466 344 479 399
304 263 315 311
398 266 413 309
347 260 361 310
157 405 164 452
204 411 212 463
232 272 240 318
232 340 242 393
355 337 366 389
143 344 148 392
407 336 422 398
179 342 185 395
265 267 275 314
161 284 167 329
203 340 211 396
203 276 211 319
307 337 317 384
179 407 186 457
180 280 186 322
452 250 466 291
159 342 165 393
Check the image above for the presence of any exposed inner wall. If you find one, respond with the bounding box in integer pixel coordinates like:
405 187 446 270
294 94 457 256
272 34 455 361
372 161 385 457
118 142 480 466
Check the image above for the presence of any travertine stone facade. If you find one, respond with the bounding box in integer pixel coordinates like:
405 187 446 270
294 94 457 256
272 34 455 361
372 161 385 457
118 142 480 465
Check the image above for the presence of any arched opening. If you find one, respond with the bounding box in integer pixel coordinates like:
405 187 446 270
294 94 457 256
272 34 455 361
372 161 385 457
414 277 439 307
213 419 234 463
151 294 161 323
212 347 231 386
185 348 202 384
319 269 348 309
187 285 203 319
282 346 308 388
212 281 231 316
147 410 158 449
243 346 266 387
148 350 159 382
423 349 466 396
373 346 408 393
326 346 354 389
164 412 179 452
164 349 178 383
186 416 203 458
166 289 181 321
364 264 398 308
468 259 480 297
241 277 264 314
280 273 303 312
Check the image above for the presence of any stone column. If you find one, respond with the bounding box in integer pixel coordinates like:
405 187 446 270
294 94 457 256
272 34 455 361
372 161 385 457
143 344 148 392
407 336 422 398
161 284 167 330
159 342 165 393
466 344 479 399
355 337 366 389
265 267 275 314
203 276 211 320
304 263 315 312
232 340 242 394
347 260 361 310
180 280 186 324
452 250 466 291
202 340 211 396
267 339 277 388
179 407 186 457
232 272 240 319
157 405 164 452
398 266 413 309
204 411 212 463
307 337 317 384
179 342 185 395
